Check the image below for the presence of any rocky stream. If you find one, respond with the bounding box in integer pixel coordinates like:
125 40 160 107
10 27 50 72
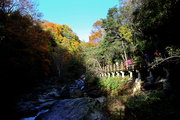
13 75 105 120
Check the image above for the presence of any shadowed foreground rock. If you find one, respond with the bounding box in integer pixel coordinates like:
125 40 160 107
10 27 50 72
35 97 104 120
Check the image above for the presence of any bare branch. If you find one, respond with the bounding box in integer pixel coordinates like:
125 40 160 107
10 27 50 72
150 55 180 68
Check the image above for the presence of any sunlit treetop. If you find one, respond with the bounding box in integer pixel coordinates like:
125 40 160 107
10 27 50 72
41 21 81 55
89 20 103 46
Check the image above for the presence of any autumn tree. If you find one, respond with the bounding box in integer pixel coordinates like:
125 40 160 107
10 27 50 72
0 0 54 95
88 20 103 46
42 21 84 80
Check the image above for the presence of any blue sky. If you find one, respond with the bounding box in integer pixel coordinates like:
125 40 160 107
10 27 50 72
38 0 119 42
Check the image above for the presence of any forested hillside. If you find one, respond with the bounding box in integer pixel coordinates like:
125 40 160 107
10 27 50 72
83 0 180 119
84 0 180 75
0 2 85 116
1 0 180 120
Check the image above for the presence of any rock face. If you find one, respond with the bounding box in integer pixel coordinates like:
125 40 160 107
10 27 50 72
35 97 104 120
69 75 86 98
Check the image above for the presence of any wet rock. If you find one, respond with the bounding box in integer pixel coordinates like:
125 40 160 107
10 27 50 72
17 101 38 117
17 99 57 119
33 100 57 111
39 88 60 99
69 76 86 98
21 109 49 120
35 97 104 120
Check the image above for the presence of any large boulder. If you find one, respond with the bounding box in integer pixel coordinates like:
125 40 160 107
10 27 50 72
35 97 104 120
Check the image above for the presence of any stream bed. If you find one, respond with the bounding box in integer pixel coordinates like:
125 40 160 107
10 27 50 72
16 75 105 120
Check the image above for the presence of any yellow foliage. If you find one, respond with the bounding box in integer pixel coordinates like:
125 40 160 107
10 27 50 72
41 20 82 66
119 24 132 42
74 41 79 46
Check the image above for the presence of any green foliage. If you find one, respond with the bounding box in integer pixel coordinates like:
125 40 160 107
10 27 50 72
83 2 139 77
85 73 99 86
119 24 132 42
166 46 180 56
83 5 136 68
98 76 129 97
124 90 179 120
85 0 180 119
62 56 85 82
133 0 180 54
127 91 161 109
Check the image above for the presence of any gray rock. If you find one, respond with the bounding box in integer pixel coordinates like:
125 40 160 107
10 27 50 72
80 75 86 81
69 77 85 98
96 97 104 104
35 97 104 120
41 88 60 99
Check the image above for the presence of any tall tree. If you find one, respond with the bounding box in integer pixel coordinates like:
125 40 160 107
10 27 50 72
0 1 55 96
42 21 84 80
89 20 103 46
133 0 180 55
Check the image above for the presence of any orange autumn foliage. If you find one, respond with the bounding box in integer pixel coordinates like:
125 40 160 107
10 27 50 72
93 20 102 28
89 20 103 46
41 21 81 66
0 0 54 93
